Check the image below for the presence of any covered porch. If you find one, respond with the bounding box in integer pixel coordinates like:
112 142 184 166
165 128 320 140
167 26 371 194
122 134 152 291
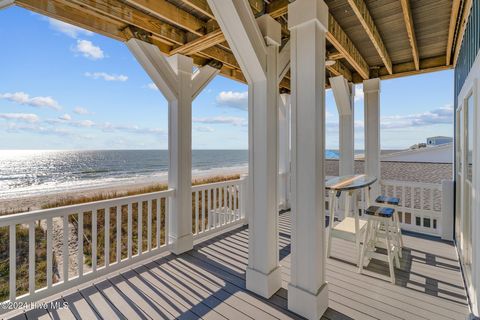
5 212 469 320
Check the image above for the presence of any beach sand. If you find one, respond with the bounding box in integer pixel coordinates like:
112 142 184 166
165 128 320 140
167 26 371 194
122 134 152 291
0 167 248 214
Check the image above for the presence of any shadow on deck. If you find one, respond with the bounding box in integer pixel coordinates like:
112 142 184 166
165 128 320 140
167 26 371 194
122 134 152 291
8 212 469 320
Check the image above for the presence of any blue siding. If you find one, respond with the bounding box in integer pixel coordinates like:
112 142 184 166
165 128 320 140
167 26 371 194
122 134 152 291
455 0 480 104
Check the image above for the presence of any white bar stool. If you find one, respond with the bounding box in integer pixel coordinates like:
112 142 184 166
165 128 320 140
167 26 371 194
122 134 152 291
358 205 400 284
375 195 403 257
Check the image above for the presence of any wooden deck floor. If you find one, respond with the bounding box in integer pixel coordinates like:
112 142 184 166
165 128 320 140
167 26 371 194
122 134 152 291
7 212 469 320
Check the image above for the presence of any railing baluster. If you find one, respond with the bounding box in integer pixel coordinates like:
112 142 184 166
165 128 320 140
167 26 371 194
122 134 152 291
165 198 169 246
78 212 84 278
195 191 199 235
202 189 206 232
213 188 217 229
128 203 132 259
92 210 97 272
207 189 211 231
156 199 161 249
47 218 53 288
147 200 152 252
105 207 110 268
29 221 35 295
230 185 234 221
138 202 143 256
234 185 238 220
116 205 121 263
223 186 228 224
9 224 16 301
63 214 69 282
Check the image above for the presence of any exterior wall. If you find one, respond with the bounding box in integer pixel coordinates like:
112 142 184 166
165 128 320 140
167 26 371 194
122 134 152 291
455 2 480 315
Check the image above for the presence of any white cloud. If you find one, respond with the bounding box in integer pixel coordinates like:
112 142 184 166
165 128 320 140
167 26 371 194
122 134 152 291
73 107 93 115
193 116 247 127
380 105 453 129
75 120 96 128
5 123 73 136
100 122 166 135
0 92 61 110
58 114 71 121
354 85 364 102
47 18 93 39
147 83 159 91
216 91 248 111
85 72 128 82
194 125 215 133
74 40 104 60
0 113 39 123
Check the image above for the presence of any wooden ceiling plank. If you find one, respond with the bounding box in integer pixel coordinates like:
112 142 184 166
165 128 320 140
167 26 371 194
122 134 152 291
400 0 419 71
453 0 472 67
67 0 186 46
371 55 450 81
446 0 461 65
327 15 370 80
182 0 215 20
126 0 205 36
266 0 289 19
346 0 393 74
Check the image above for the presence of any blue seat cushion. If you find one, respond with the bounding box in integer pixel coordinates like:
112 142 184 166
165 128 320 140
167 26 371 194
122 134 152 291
376 195 400 206
365 206 395 218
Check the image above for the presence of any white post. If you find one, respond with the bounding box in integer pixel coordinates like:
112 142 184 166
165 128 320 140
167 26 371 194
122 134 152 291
363 78 381 199
127 39 219 255
207 0 282 298
0 0 14 10
441 180 454 241
288 0 329 319
278 93 291 210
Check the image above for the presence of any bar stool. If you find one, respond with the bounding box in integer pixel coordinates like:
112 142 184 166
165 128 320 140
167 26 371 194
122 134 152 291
376 195 403 256
358 205 400 284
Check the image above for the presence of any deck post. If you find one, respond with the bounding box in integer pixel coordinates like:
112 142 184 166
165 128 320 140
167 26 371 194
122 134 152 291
331 76 355 217
278 93 291 210
127 39 219 254
363 78 381 198
207 0 282 298
288 0 329 319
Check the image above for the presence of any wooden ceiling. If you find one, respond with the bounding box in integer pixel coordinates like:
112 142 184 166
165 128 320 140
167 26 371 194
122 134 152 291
9 0 472 90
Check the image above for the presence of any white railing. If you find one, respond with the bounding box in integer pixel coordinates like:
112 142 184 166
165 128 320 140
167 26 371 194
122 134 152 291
380 180 442 236
191 176 247 241
323 178 444 236
0 189 174 309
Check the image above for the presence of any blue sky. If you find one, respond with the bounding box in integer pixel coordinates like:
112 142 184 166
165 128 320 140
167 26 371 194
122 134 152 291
0 7 453 150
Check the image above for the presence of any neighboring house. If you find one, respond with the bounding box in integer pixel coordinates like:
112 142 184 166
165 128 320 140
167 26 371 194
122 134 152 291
381 143 453 163
426 136 453 146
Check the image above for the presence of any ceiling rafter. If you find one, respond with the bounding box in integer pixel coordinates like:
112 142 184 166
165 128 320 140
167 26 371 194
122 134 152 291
453 0 473 66
446 0 462 65
327 60 353 82
400 0 419 71
346 0 392 74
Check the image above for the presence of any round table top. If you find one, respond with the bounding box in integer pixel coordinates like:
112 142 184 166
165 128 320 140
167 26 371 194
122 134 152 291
325 174 377 191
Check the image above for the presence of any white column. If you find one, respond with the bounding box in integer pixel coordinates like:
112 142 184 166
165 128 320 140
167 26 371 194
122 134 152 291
127 39 219 255
288 0 329 319
207 0 282 298
363 78 381 198
0 0 14 10
278 93 291 210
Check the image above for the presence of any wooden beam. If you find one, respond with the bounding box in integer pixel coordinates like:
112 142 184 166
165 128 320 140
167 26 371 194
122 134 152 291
346 0 392 74
170 29 224 55
16 0 127 41
126 0 205 35
66 0 186 45
400 0 419 71
327 60 353 82
327 15 370 80
182 0 215 19
446 0 461 65
369 55 451 81
266 0 289 19
453 0 473 67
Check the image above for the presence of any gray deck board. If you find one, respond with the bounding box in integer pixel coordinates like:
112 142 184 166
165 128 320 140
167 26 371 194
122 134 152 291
5 212 470 320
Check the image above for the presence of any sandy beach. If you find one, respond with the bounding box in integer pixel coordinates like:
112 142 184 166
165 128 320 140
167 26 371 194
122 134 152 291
0 166 248 214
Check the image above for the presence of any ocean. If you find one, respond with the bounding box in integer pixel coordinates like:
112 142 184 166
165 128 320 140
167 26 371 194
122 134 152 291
0 149 342 199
